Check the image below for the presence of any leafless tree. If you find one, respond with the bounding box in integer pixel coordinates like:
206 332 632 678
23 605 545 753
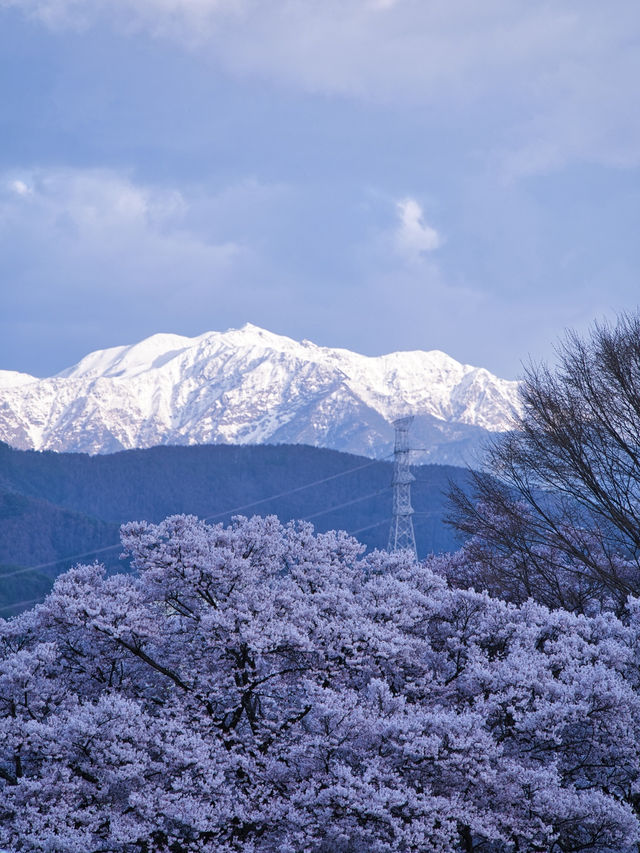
448 311 640 613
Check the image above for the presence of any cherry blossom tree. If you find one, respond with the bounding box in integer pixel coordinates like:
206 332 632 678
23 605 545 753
1 514 640 851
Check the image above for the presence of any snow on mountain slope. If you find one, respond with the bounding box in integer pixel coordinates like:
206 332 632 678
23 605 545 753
0 325 521 464
0 370 38 389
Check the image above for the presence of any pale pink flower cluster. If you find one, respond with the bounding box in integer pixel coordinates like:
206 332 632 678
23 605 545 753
1 514 639 851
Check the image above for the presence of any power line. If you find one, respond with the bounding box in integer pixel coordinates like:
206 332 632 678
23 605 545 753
201 456 388 524
0 596 48 615
302 488 389 521
0 455 390 585
0 544 124 580
0 509 395 618
348 518 390 536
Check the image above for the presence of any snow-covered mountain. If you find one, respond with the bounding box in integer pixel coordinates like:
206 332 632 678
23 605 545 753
0 325 521 466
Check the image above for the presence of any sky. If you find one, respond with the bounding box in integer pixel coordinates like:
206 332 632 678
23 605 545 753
0 0 639 380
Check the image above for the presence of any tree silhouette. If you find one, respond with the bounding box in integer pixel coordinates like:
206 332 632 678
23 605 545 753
449 311 640 613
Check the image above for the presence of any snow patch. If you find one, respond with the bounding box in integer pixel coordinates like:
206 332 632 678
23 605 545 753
0 325 522 460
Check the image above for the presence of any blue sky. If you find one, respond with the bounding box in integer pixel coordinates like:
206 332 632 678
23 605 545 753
1 0 639 379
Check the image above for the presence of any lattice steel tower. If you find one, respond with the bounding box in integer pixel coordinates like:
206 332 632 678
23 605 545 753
388 416 417 560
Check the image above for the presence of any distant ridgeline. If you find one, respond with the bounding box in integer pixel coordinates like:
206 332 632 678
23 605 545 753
0 441 473 616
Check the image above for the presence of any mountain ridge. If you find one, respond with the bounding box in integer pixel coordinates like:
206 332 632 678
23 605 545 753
0 325 520 463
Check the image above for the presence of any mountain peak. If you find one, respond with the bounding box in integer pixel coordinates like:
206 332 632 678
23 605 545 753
0 326 521 462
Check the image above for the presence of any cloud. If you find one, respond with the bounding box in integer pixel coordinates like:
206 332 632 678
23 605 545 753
0 167 462 375
0 168 259 370
9 179 32 196
4 0 640 174
0 168 400 375
0 169 241 276
394 197 441 260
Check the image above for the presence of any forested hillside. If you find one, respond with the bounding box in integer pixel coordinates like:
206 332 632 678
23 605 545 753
0 441 471 615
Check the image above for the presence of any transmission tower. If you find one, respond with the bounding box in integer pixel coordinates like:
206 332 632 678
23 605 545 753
387 416 417 560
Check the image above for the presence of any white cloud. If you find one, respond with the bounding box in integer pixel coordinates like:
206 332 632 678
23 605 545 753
0 167 322 359
0 168 243 312
370 0 401 10
394 197 441 261
9 179 32 196
1 168 232 247
5 0 639 174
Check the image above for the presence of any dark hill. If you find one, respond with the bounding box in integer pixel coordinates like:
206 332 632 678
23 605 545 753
0 442 472 615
